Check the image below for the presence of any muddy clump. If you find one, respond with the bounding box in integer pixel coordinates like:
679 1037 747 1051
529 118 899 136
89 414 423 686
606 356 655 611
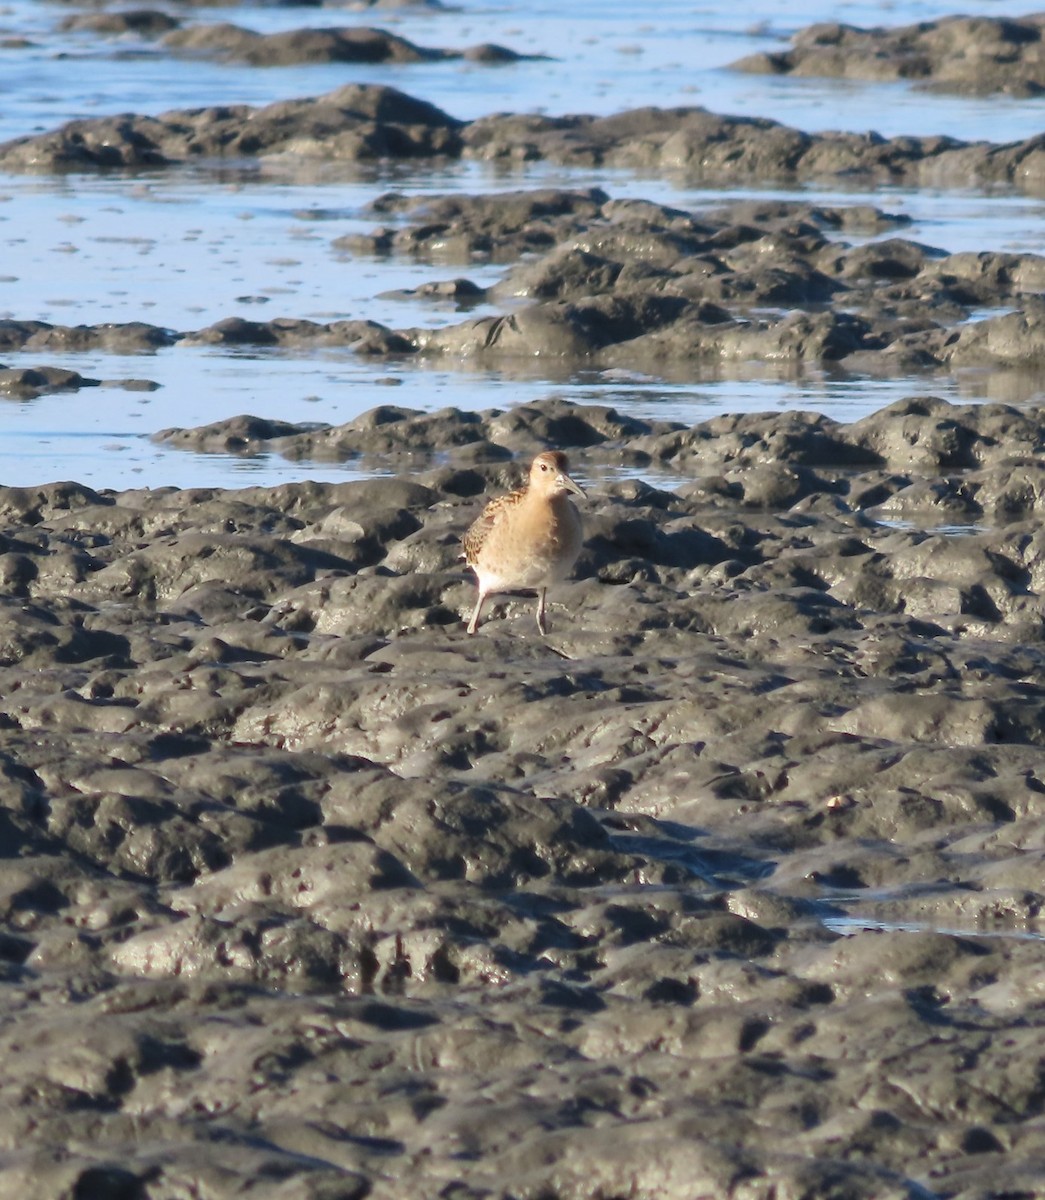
5 192 1045 382
732 14 1045 97
3 82 1045 194
0 84 463 171
161 23 541 67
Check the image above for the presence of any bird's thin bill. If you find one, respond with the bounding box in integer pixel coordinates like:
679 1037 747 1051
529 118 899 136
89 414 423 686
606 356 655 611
559 473 586 497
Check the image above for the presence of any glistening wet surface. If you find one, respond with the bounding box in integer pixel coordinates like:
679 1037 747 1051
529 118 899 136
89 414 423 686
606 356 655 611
4 3 1045 1197
1 0 1044 490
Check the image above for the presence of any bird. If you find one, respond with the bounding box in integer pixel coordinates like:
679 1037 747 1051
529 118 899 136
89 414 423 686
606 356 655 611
463 450 585 636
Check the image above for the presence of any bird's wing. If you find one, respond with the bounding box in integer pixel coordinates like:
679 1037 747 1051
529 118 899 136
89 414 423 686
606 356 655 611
463 491 522 564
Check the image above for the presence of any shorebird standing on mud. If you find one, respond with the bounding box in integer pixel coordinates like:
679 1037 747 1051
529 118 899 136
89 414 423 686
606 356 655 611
463 450 585 635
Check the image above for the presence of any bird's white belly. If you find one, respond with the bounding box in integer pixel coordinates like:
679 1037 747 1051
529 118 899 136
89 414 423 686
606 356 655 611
476 551 559 593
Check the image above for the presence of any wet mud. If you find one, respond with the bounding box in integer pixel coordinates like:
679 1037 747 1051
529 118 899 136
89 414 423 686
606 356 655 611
156 23 540 68
3 12 1045 1200
732 15 1045 98
4 188 1045 384
4 397 1045 1199
3 80 1045 195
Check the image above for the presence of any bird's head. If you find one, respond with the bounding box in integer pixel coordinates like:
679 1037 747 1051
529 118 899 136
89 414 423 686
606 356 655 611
530 450 585 498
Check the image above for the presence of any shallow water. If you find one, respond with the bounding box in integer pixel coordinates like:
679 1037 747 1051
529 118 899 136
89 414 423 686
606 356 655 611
0 0 1043 490
823 915 1045 943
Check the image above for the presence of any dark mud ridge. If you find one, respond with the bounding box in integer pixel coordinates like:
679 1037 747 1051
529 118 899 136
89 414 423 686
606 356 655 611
48 10 1045 94
60 13 541 68
4 189 1045 381
2 81 1045 196
732 14 1045 98
0 365 158 400
4 396 1045 1199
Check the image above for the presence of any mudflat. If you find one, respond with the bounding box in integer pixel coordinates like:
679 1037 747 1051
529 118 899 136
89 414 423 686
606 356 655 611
3 7 1045 1195
3 395 1045 1198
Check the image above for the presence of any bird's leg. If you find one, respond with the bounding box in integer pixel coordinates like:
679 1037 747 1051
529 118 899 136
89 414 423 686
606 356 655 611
467 590 487 635
536 587 548 635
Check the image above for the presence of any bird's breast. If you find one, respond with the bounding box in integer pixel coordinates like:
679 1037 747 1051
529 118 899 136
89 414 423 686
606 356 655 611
471 495 582 589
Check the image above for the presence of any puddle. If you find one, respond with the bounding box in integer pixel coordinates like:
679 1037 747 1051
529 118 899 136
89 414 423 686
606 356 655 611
873 518 990 536
823 914 1045 943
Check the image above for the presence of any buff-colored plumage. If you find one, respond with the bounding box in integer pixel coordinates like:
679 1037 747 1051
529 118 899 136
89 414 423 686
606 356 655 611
463 451 585 635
